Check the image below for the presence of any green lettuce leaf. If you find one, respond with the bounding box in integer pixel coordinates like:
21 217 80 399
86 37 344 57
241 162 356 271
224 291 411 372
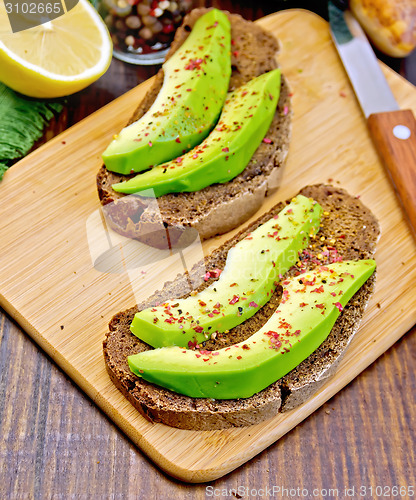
0 83 64 180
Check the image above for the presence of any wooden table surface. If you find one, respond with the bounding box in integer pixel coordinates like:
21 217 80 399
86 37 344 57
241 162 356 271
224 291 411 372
1 1 415 497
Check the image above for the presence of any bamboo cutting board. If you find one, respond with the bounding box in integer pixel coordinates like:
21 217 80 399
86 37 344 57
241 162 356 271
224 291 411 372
1 10 416 483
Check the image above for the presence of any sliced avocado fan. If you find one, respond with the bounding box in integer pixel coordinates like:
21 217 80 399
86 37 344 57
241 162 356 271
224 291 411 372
128 259 376 399
111 69 281 196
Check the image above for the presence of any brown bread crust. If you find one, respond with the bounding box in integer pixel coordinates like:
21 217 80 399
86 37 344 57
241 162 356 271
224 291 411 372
103 184 380 430
96 8 292 248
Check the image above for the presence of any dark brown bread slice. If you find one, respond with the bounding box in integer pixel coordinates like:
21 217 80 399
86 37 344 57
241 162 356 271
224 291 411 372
97 8 292 249
103 184 380 430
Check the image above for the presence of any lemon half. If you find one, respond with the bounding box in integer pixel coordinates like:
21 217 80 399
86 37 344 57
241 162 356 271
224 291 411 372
0 0 112 97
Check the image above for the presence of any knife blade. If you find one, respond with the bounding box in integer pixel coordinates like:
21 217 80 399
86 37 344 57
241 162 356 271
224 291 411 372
328 1 416 236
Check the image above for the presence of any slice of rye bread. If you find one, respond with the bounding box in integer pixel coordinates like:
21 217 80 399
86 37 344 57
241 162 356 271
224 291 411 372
103 184 380 430
97 7 292 249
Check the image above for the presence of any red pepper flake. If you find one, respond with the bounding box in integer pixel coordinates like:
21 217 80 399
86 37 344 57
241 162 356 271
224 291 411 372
236 356 242 360
176 157 183 164
198 300 206 307
249 301 258 308
311 285 325 293
281 289 290 304
208 313 214 318
148 141 153 147
188 339 198 349
185 58 204 70
195 354 201 358
233 50 239 57
333 302 343 312
186 88 192 92
193 325 204 333
339 91 347 97
164 317 174 323
330 292 337 297
175 137 181 143
315 303 325 309
229 295 240 305
206 21 219 29
263 137 272 144
230 283 238 287
192 153 198 159
204 268 222 281
294 330 301 336
231 39 235 45
222 147 229 153
299 302 308 307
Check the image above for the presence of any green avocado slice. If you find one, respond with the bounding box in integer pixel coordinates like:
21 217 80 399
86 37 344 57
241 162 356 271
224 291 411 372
111 69 281 196
102 9 231 175
128 260 376 399
129 195 322 348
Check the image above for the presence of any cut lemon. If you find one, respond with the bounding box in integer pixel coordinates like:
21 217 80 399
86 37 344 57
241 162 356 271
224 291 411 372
0 0 112 98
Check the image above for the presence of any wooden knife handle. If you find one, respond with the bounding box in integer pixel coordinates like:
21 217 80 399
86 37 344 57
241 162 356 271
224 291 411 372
367 109 416 236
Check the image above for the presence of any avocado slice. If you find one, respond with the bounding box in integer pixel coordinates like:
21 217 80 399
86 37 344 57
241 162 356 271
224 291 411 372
102 9 231 175
111 69 281 196
128 259 376 399
129 195 322 348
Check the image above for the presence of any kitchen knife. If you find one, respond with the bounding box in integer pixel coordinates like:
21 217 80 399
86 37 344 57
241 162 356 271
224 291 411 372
328 1 416 236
